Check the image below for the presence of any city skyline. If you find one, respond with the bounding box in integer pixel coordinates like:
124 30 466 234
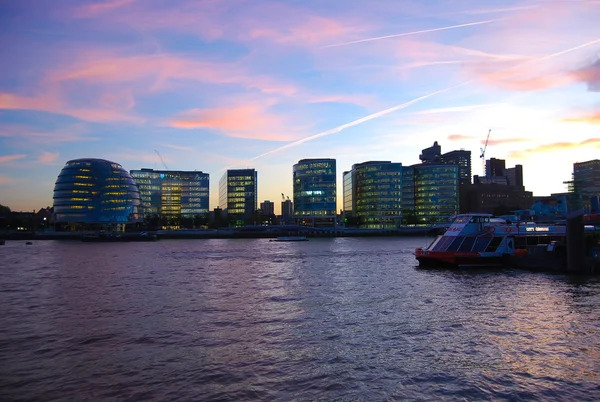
1 0 599 212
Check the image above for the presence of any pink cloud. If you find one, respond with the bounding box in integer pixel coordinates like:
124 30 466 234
0 154 27 163
509 138 600 157
0 90 142 123
448 134 474 141
562 111 600 125
49 52 299 96
485 138 528 146
0 176 15 185
169 104 299 141
37 152 60 164
74 0 138 18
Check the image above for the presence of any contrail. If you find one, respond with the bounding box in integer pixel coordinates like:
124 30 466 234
321 19 498 49
246 36 600 162
250 81 471 161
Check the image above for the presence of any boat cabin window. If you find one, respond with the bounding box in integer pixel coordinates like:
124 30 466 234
472 237 492 252
432 236 454 251
485 237 503 252
446 237 465 252
458 237 476 252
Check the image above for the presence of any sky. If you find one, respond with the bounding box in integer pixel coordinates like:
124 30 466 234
1 0 599 214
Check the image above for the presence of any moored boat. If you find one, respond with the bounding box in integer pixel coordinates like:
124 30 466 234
270 235 308 242
415 213 566 268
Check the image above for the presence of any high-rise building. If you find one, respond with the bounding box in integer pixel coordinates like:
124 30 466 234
571 159 600 211
342 171 353 213
293 158 336 228
505 165 524 188
219 169 257 227
441 150 472 185
260 200 275 216
403 164 459 224
419 141 442 163
420 142 472 185
54 158 141 229
346 161 403 229
130 169 209 225
281 199 294 224
486 157 506 178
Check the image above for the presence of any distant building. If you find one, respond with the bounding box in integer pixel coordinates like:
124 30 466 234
403 164 459 224
260 200 275 216
486 157 506 178
342 171 353 213
505 165 524 188
441 150 472 185
345 161 403 229
53 158 141 230
420 142 472 185
219 169 258 227
280 199 294 224
419 141 442 163
130 169 210 227
460 184 533 215
293 158 336 228
571 159 600 212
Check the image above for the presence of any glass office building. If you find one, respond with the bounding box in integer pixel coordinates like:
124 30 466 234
219 169 257 227
53 158 141 226
403 164 459 224
349 161 403 229
293 158 336 228
130 169 210 222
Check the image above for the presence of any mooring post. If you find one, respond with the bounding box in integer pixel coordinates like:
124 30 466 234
566 210 585 273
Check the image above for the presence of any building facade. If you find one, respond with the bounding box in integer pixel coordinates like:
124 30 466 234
572 159 600 211
403 164 459 224
53 158 141 228
347 161 403 229
130 168 209 228
281 199 294 224
293 158 337 228
219 169 257 227
441 150 472 185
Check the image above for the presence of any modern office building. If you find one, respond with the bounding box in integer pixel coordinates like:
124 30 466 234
53 158 141 229
441 150 472 185
420 142 472 185
219 169 257 227
403 164 459 224
345 161 403 229
569 159 600 211
130 168 209 227
293 158 337 228
342 171 353 213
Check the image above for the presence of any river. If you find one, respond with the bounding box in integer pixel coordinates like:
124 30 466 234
1 238 599 401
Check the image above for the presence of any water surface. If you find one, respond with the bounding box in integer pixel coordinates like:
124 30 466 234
1 238 599 400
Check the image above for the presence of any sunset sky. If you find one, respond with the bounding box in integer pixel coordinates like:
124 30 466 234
1 0 599 213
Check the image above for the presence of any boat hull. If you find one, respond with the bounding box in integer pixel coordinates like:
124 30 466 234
415 250 507 268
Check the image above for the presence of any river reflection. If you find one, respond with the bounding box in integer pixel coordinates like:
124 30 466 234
1 238 599 400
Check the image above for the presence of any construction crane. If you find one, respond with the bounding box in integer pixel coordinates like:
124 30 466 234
155 150 168 170
480 129 491 177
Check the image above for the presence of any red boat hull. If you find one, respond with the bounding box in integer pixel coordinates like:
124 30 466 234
415 250 507 268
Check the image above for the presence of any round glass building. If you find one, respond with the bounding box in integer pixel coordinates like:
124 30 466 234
53 158 141 226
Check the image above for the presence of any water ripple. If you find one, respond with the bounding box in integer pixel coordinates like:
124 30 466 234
1 238 600 400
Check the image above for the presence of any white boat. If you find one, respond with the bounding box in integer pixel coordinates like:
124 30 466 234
415 213 566 268
270 236 308 242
